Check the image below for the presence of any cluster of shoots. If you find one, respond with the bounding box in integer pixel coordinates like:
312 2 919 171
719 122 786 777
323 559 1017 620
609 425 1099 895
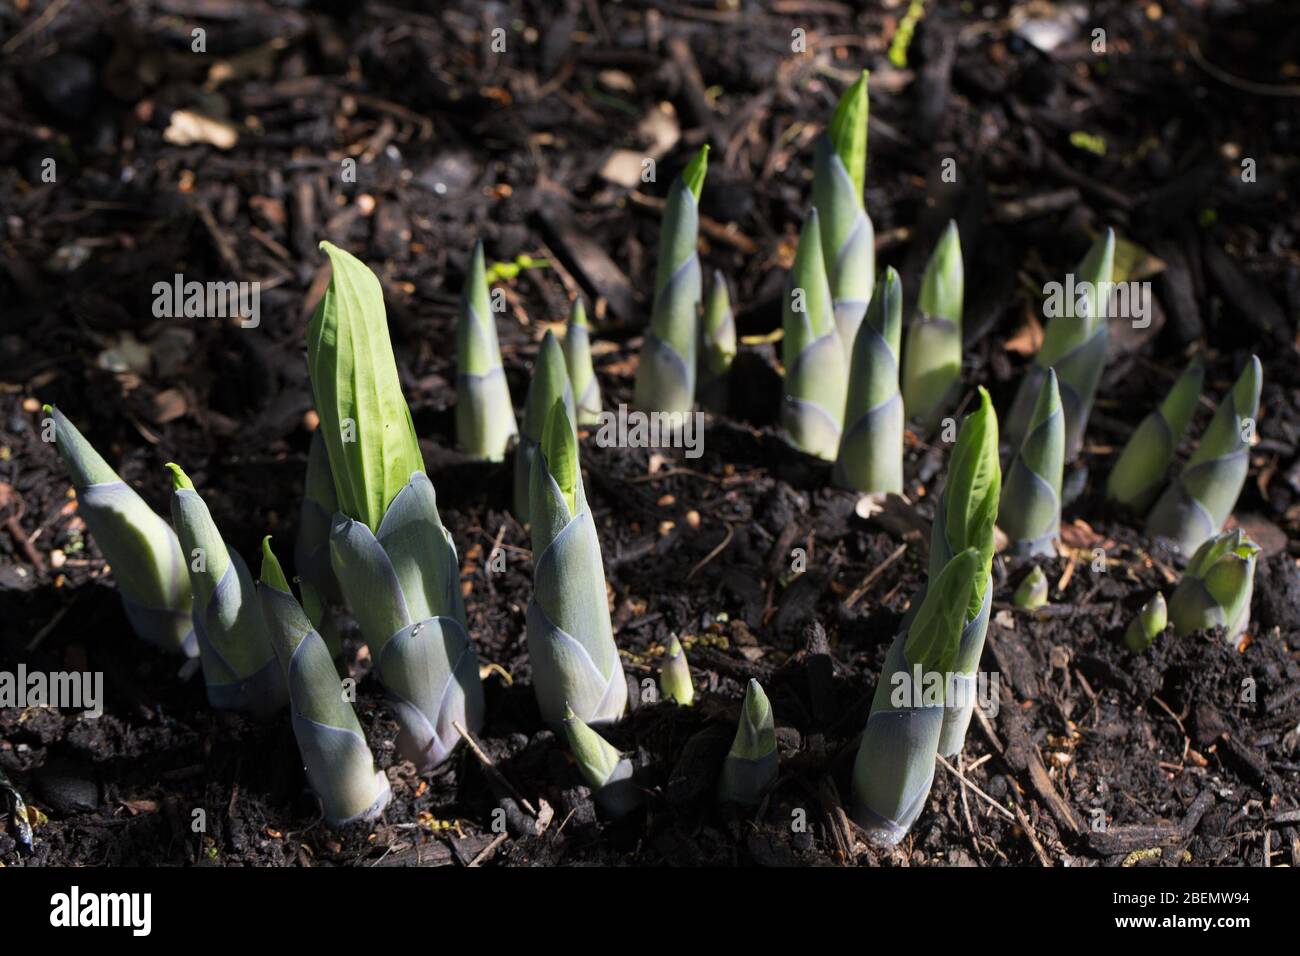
35 64 1275 844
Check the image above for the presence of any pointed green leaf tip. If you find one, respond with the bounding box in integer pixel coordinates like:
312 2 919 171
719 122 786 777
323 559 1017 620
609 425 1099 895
164 462 194 492
569 298 587 328
730 679 776 761
828 70 868 203
42 403 53 416
906 548 981 674
682 145 709 203
919 220 963 322
563 705 623 786
259 536 291 593
542 397 579 516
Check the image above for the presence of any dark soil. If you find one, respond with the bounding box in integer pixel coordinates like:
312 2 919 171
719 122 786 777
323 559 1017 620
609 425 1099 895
1 1 1298 867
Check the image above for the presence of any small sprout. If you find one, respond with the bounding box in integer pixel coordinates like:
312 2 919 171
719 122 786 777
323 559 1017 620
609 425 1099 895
833 267 903 495
1106 356 1204 513
1147 356 1262 554
514 330 574 523
168 462 285 716
527 399 626 731
634 145 709 415
1124 592 1167 652
781 207 848 460
999 367 1064 557
718 679 778 807
901 220 963 431
43 405 194 655
562 706 641 820
309 244 484 771
1013 566 1049 610
457 241 519 461
258 537 390 827
1005 230 1115 460
1168 529 1259 646
659 634 694 706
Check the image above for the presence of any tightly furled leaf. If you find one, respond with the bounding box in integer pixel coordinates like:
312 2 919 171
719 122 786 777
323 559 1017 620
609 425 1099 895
853 548 980 846
563 298 602 426
259 538 390 827
1147 356 1262 553
1168 529 1258 646
457 242 519 461
44 405 194 655
527 399 627 731
168 463 285 716
813 70 876 350
718 679 777 806
1106 356 1205 512
563 706 641 819
659 634 694 706
634 145 709 415
514 330 574 522
782 208 848 460
329 473 484 770
1124 592 1167 653
1004 229 1115 460
833 266 903 494
295 431 343 654
999 367 1064 557
307 242 424 533
901 220 963 430
698 271 736 415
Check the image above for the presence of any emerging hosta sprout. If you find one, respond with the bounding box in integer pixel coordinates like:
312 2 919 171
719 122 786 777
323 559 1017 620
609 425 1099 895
833 266 903 494
294 431 343 654
527 399 627 730
563 706 641 819
853 548 981 846
718 679 777 807
44 405 194 655
1106 357 1205 513
1004 230 1115 459
999 367 1064 557
1168 529 1259 645
514 330 574 523
562 298 602 426
1013 566 1048 610
167 464 285 715
456 242 518 461
258 538 390 827
1124 592 1167 653
698 271 736 415
659 634 694 706
928 387 1000 756
1147 356 1262 554
901 220 963 430
308 242 484 770
634 145 709 415
307 242 424 534
781 208 848 460
813 70 876 349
